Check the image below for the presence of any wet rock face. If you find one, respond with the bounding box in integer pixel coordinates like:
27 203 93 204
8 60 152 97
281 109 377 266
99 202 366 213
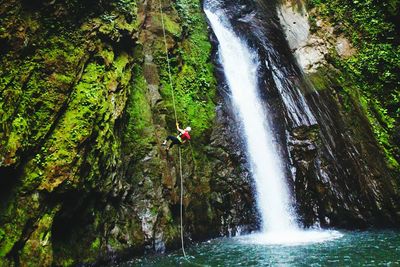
296 88 400 228
0 0 257 265
277 1 356 72
1 0 398 264
208 102 260 235
274 1 400 227
209 0 399 229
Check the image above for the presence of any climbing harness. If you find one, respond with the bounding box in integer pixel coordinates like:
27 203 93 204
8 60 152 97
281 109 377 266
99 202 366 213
158 0 187 258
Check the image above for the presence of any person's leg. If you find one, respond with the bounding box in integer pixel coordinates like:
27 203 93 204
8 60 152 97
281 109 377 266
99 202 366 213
166 136 175 141
162 135 175 146
167 136 180 150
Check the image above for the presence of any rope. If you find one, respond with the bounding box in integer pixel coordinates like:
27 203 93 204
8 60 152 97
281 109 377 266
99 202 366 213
178 147 187 257
158 0 187 258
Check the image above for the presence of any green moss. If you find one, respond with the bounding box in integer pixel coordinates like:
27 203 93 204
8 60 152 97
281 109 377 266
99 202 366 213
161 14 182 37
100 48 115 67
20 207 59 266
0 243 13 258
7 47 129 192
308 68 333 91
157 0 216 142
124 64 153 153
113 52 131 87
59 258 75 266
94 8 140 41
4 115 30 161
53 73 75 85
0 228 4 242
1 0 219 264
91 237 100 250
31 62 102 190
359 96 399 169
0 235 14 258
0 32 86 167
0 194 42 258
307 0 400 172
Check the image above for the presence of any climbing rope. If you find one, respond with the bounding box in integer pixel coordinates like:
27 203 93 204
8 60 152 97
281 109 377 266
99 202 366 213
158 0 187 258
178 147 186 257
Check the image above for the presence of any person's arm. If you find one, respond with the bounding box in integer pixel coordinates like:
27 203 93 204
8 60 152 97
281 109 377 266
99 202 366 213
176 123 185 134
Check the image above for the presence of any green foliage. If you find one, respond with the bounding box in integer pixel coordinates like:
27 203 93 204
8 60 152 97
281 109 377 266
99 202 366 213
307 0 400 170
6 115 29 152
13 48 132 192
123 65 154 161
1 0 139 264
0 33 85 165
0 0 218 264
115 0 138 15
176 0 203 30
0 228 4 242
158 0 216 141
0 194 41 258
160 13 182 37
90 237 100 250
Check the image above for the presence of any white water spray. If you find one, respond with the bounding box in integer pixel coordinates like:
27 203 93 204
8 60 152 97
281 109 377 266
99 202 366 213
205 3 342 244
205 7 297 233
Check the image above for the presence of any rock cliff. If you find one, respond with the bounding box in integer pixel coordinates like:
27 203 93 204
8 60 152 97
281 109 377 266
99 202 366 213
0 0 399 265
0 0 256 265
276 0 400 227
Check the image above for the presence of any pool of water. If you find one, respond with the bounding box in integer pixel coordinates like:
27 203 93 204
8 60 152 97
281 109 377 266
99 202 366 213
121 230 400 266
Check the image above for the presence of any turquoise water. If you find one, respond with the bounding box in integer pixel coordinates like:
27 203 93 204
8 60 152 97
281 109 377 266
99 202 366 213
121 230 400 266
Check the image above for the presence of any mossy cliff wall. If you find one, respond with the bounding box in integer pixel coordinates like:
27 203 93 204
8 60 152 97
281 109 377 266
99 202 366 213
1 0 399 265
0 0 256 265
277 0 400 227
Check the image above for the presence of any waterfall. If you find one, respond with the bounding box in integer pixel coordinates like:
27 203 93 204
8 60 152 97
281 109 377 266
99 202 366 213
205 4 297 233
204 1 342 244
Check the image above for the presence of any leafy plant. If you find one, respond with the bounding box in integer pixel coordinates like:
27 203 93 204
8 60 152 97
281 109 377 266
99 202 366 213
307 0 400 169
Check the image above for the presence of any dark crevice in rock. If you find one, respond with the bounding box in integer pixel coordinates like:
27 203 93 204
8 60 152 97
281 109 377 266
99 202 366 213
51 192 98 240
0 39 12 56
0 166 20 213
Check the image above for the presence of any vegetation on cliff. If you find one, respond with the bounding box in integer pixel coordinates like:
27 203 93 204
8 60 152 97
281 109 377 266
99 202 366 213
1 0 398 265
0 0 257 265
0 0 139 264
306 0 400 172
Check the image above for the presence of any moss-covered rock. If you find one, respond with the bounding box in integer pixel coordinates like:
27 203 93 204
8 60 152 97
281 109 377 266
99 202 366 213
303 0 400 173
19 207 59 266
0 0 255 265
277 0 400 228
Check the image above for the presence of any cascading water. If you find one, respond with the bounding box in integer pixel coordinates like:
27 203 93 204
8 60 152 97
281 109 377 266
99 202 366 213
205 5 297 233
204 1 341 244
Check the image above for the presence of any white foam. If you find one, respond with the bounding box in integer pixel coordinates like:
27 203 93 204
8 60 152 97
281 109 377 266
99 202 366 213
237 230 343 246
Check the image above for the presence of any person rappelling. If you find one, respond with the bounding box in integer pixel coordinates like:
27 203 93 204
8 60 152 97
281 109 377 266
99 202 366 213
162 123 191 151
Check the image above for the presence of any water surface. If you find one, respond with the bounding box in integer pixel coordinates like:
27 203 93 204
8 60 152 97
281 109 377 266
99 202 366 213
122 231 400 266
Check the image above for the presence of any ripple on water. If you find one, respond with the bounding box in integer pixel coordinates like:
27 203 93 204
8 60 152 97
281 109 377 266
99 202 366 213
122 230 400 267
